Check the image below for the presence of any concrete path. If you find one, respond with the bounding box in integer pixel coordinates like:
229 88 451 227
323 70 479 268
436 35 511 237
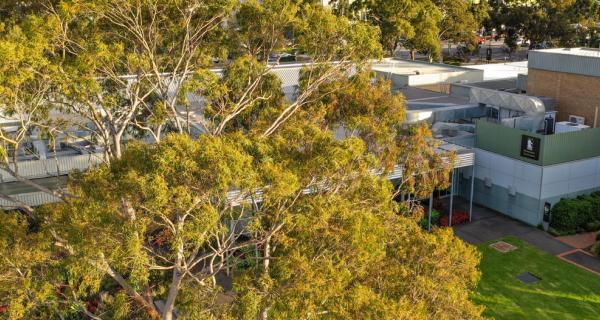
452 202 600 276
453 203 574 256
556 232 598 249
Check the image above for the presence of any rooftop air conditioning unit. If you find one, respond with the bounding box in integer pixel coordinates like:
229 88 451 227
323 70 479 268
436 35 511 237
569 115 585 125
555 121 590 133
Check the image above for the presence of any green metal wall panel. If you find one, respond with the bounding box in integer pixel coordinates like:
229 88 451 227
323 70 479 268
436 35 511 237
476 121 600 166
543 128 600 165
475 120 545 165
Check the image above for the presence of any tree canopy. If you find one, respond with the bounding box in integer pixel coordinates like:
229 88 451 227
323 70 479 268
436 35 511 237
488 0 600 50
0 1 485 319
350 0 482 61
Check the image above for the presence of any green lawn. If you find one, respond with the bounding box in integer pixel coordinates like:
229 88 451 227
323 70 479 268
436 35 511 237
473 236 600 320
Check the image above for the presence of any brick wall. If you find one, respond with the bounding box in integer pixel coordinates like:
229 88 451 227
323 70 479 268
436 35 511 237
527 68 600 126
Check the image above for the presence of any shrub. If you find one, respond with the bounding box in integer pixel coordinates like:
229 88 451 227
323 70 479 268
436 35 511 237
596 233 600 241
550 197 595 235
440 210 470 227
547 227 565 237
585 221 600 232
592 241 600 257
419 210 441 230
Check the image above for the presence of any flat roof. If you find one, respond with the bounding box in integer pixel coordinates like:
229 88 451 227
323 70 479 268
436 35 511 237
533 47 600 58
373 59 474 75
529 48 600 77
464 61 528 81
464 79 518 91
399 87 470 105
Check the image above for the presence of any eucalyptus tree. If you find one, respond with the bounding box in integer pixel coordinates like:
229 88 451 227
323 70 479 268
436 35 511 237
0 1 484 320
353 0 422 55
0 13 76 208
433 0 479 61
0 74 481 320
353 0 443 60
489 0 600 49
44 0 236 158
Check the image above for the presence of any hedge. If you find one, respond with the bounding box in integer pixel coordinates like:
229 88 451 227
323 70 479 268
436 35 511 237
550 192 600 235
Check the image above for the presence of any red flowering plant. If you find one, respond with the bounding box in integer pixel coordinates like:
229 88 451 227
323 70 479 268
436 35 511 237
440 210 470 226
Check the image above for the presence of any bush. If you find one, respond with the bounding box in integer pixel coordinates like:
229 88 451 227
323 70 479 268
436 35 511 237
592 241 600 257
585 221 600 232
550 194 599 235
547 227 565 237
419 210 441 230
596 232 600 241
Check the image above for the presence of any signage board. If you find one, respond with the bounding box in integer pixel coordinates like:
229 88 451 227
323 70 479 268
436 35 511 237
520 135 541 160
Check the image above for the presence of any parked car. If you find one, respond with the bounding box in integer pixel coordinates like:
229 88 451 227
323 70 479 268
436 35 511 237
517 37 530 47
529 42 550 50
268 52 296 64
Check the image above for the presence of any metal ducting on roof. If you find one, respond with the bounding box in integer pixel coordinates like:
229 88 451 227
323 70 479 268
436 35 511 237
469 87 546 116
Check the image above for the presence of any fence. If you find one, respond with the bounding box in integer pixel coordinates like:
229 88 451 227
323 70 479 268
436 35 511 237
0 153 105 182
0 192 60 208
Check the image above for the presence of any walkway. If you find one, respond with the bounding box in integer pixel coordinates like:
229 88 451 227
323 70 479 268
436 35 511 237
453 202 573 255
453 201 600 274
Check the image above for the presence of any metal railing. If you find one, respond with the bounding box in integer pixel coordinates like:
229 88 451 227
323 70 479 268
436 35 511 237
0 153 104 183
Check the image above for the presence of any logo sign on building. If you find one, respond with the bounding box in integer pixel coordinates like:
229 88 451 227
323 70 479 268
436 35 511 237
520 135 541 160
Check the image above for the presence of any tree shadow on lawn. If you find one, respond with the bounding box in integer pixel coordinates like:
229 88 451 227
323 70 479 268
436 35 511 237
473 236 600 320
474 285 600 320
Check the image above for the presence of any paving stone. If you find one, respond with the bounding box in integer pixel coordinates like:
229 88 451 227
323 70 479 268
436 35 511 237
562 251 600 274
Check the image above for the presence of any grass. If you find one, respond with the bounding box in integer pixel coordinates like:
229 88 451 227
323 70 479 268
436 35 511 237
473 236 600 320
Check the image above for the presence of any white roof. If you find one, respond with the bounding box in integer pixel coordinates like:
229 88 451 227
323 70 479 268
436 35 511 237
373 59 473 75
464 61 528 81
535 48 600 58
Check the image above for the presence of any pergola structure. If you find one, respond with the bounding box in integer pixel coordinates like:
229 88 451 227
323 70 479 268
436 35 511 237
426 144 475 230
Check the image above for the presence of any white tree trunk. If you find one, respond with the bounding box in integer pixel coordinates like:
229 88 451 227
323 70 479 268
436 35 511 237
162 270 183 320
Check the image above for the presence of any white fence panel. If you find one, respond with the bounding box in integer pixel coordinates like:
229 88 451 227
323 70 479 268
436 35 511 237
0 153 104 182
0 192 60 208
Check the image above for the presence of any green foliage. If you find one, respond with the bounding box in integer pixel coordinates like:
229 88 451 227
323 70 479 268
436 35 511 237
354 0 480 60
592 241 600 256
0 212 62 319
584 220 600 232
357 0 441 57
234 202 483 319
419 209 441 229
550 192 600 235
434 0 478 45
489 0 600 48
0 1 482 319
